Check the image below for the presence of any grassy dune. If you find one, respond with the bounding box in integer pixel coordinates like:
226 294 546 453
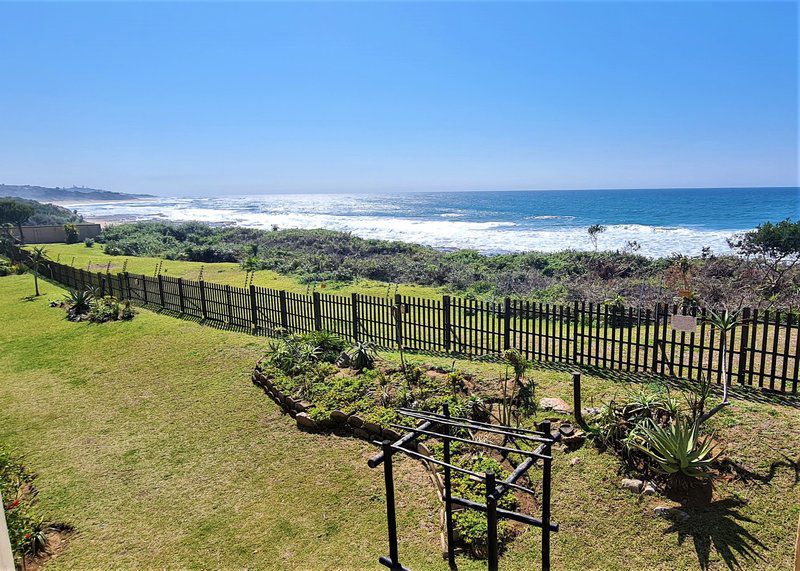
1 272 798 570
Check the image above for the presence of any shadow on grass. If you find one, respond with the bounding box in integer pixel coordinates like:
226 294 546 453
661 497 766 571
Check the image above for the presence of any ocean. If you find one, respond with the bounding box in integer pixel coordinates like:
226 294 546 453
66 187 798 258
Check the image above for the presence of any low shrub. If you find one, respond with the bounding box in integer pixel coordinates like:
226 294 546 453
451 454 518 557
88 295 135 323
84 238 94 247
63 223 79 244
0 446 52 559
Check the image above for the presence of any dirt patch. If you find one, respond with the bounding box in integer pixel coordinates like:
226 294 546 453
23 527 74 571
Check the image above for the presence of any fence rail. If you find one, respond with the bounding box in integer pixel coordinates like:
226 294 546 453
30 254 800 395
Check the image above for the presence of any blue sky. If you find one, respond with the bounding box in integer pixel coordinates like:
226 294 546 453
0 1 797 196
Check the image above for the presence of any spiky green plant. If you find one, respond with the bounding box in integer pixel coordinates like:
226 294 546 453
633 418 719 479
64 288 94 318
347 341 377 370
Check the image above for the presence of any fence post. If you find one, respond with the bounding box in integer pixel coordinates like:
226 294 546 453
736 307 751 385
651 303 660 373
394 293 403 349
178 278 186 314
442 295 451 352
142 275 149 304
503 297 511 350
199 280 207 319
118 273 125 300
157 274 165 307
312 292 322 331
279 290 289 330
540 419 553 571
249 284 259 331
98 272 105 297
351 292 360 342
225 285 233 324
572 301 580 364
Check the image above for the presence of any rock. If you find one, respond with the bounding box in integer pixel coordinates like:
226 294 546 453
382 428 401 441
295 412 318 430
583 407 600 416
621 478 644 493
642 482 658 496
654 506 690 523
353 428 371 441
347 414 364 428
540 397 572 414
559 422 575 436
296 401 314 413
330 410 349 424
363 421 382 435
417 443 432 457
569 457 581 467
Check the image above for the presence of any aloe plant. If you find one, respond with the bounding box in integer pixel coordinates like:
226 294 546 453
347 341 377 370
707 308 740 404
633 418 719 479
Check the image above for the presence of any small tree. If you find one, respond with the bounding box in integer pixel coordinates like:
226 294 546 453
588 224 606 251
707 308 740 404
28 246 47 296
64 223 79 244
0 199 34 244
729 218 800 300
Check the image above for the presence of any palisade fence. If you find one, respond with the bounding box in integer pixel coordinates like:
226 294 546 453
27 254 800 395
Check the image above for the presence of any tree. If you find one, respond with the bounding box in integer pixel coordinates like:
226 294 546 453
587 224 606 251
729 219 800 299
0 199 34 244
707 308 740 404
28 246 47 296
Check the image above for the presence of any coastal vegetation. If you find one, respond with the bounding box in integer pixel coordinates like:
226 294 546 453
88 219 800 309
0 272 797 569
0 197 83 228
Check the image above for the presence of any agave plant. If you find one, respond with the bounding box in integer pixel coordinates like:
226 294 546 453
347 341 377 370
633 418 719 479
64 288 94 318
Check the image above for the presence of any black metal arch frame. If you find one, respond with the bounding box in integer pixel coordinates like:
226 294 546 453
368 406 560 571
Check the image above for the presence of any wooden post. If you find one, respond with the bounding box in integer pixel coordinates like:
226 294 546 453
178 278 186 314
485 471 499 571
652 303 660 373
199 280 207 320
312 292 322 331
279 290 289 330
736 307 751 385
442 295 451 352
503 297 512 350
157 274 165 307
249 284 258 331
794 513 800 571
225 285 233 324
351 292 360 342
442 404 456 568
394 293 403 349
540 419 553 571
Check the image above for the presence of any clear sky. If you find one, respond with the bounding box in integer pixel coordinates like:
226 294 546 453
0 1 797 196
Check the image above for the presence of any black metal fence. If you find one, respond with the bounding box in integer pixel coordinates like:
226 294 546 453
30 255 800 395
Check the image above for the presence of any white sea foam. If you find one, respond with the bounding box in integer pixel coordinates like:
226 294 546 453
72 195 743 258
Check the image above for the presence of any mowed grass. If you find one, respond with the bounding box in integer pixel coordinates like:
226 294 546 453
0 274 443 570
30 243 446 299
1 272 799 570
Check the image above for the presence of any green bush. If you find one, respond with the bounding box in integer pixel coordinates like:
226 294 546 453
84 238 95 247
0 447 49 558
64 223 79 244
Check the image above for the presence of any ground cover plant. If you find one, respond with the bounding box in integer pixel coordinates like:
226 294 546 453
1 272 798 570
72 219 800 308
0 446 72 568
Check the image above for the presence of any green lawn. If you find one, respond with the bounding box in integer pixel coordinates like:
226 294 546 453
29 243 446 299
1 272 798 570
